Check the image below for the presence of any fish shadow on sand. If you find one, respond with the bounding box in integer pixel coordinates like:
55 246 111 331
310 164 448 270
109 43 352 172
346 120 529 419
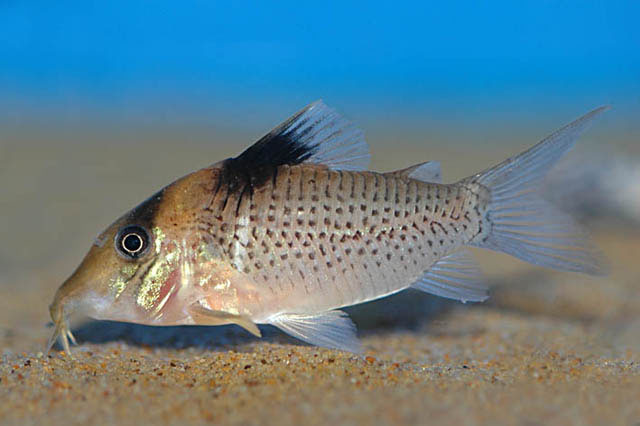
64 290 464 352
68 320 270 351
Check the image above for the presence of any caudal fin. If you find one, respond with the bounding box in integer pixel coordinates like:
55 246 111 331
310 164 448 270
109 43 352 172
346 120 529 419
468 107 609 275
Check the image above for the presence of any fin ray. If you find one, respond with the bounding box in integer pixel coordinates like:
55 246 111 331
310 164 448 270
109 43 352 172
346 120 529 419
389 161 442 183
233 100 370 172
267 310 362 353
411 250 489 303
188 304 261 337
468 107 609 275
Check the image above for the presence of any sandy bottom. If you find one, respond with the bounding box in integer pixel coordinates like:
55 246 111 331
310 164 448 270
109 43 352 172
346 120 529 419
0 230 638 426
0 141 638 425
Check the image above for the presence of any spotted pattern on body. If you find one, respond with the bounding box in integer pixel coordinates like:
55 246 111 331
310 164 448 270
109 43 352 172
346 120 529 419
199 163 489 316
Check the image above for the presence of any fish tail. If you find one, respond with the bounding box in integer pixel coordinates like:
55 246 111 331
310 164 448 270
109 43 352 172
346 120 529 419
467 106 609 275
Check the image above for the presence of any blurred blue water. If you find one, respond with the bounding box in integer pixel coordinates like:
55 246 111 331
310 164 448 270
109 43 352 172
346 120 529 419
0 1 638 131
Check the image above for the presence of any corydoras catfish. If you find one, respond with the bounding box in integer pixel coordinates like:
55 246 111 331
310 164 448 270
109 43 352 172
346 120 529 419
48 101 608 355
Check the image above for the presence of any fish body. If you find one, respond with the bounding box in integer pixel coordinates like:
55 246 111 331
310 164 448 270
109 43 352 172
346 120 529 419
48 102 607 354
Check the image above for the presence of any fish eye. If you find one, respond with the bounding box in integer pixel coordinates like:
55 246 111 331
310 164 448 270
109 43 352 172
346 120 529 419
115 225 150 259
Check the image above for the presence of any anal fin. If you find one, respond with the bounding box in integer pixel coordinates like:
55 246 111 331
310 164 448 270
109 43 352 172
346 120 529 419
188 304 261 337
267 310 362 353
412 249 489 303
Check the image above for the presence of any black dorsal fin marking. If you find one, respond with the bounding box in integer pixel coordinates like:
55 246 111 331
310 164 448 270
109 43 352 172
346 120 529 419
219 101 370 191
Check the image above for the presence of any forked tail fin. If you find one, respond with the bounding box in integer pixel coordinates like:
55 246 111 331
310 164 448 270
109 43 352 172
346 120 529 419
468 107 609 275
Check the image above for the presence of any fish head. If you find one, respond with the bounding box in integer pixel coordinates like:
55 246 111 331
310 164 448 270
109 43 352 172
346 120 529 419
47 194 166 353
50 220 153 322
48 168 219 355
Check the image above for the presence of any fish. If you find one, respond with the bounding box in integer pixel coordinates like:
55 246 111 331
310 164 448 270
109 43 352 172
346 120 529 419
47 101 608 355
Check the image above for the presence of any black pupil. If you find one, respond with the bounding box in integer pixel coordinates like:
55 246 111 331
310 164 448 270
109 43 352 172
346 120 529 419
123 233 143 253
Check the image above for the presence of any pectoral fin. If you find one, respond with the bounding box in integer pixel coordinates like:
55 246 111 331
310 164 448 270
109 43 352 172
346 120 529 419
188 304 261 337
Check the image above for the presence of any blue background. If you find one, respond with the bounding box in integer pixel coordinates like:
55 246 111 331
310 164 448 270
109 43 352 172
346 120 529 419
1 1 638 140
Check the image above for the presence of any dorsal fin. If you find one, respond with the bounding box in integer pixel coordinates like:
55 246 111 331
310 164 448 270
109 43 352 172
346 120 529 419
389 161 442 183
219 101 371 191
237 101 370 169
